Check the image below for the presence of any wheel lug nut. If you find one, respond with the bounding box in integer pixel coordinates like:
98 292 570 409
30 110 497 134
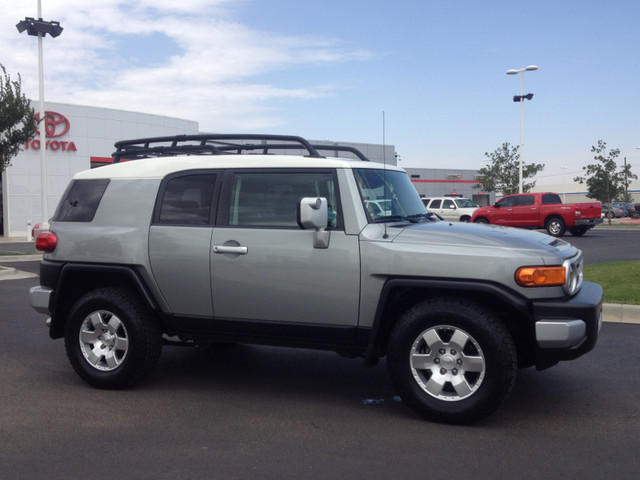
450 349 457 355
452 369 458 375
439 349 446 354
434 358 440 364
457 359 463 365
440 368 447 375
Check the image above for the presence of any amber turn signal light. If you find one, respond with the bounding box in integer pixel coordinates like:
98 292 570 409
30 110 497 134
515 266 566 287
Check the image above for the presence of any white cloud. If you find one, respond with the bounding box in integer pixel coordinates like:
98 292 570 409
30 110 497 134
1 0 373 130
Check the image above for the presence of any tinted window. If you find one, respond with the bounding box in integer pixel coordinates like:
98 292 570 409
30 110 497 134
496 196 515 207
516 195 535 206
542 194 561 204
228 172 339 228
158 174 216 225
430 199 442 208
443 199 454 208
54 179 110 222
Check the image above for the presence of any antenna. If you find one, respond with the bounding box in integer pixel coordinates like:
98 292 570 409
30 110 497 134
382 111 389 239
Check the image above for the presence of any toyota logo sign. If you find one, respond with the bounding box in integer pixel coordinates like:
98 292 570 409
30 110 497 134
36 111 70 138
25 110 77 152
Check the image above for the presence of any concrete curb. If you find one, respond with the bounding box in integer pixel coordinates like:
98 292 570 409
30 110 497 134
0 254 43 262
0 266 38 280
602 303 640 325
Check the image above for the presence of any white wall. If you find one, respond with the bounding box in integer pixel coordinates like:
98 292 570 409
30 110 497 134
3 102 199 238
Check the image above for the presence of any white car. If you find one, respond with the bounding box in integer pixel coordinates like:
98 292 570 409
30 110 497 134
422 196 479 222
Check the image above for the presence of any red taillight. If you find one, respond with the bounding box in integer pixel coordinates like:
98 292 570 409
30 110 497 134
35 231 58 253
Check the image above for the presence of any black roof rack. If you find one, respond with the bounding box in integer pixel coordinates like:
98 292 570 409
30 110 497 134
111 134 370 163
249 143 370 162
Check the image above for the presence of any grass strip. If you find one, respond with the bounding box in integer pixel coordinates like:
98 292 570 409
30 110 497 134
584 260 640 305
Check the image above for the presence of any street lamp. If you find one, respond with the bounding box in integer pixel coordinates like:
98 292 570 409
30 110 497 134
560 166 568 203
16 1 63 233
507 65 538 193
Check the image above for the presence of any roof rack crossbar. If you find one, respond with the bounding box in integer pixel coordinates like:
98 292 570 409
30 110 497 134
112 134 325 162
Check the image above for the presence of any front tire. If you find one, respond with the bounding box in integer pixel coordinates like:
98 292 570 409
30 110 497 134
473 217 489 224
387 298 517 424
65 287 163 389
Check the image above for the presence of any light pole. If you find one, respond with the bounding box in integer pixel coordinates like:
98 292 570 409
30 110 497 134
560 166 568 202
16 0 63 232
507 65 538 193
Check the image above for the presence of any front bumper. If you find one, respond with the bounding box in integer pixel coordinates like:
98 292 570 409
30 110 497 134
531 281 603 368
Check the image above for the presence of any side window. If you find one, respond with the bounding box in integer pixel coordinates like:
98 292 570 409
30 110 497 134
497 196 515 207
53 179 110 222
516 195 535 206
157 174 216 225
430 199 442 209
227 172 339 228
542 194 561 204
443 199 454 209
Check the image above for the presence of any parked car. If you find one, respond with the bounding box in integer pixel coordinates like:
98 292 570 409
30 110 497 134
29 134 602 425
602 204 625 218
612 202 637 218
422 196 479 222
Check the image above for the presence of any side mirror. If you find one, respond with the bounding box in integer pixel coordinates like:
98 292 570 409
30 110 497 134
298 197 330 249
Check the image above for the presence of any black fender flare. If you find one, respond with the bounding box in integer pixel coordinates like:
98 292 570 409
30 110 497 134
364 277 531 365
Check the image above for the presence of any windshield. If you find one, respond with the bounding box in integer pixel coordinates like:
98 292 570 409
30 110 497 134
354 168 433 223
456 198 478 208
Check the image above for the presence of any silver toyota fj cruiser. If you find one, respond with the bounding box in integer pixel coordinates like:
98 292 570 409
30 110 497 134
29 134 603 424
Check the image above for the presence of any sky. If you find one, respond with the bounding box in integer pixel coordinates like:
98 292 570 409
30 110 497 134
1 0 639 186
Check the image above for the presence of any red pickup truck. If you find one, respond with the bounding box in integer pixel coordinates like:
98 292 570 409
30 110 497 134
471 192 602 237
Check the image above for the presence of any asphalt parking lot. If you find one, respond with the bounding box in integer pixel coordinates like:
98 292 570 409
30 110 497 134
0 227 638 479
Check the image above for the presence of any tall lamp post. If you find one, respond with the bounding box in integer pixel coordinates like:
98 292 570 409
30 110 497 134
560 165 568 202
16 0 63 232
507 65 538 193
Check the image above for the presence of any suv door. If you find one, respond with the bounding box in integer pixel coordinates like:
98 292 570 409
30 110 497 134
149 172 219 316
211 169 361 332
440 198 457 221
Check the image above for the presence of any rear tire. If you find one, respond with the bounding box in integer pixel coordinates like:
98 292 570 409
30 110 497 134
65 287 162 389
387 298 517 424
569 226 588 237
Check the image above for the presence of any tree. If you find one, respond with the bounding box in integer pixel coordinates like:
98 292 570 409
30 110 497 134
0 64 38 172
574 140 637 223
473 142 545 195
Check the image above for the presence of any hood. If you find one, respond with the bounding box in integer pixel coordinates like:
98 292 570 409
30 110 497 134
391 220 577 257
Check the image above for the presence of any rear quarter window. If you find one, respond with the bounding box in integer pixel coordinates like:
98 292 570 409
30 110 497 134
53 179 110 222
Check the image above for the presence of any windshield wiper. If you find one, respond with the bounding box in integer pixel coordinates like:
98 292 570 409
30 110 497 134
408 212 438 222
374 213 436 224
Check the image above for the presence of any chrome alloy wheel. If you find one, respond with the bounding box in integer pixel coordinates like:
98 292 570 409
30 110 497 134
547 219 563 236
409 325 486 401
79 310 129 371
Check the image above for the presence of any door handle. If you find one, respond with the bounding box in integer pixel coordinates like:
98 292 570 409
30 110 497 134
213 245 248 255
